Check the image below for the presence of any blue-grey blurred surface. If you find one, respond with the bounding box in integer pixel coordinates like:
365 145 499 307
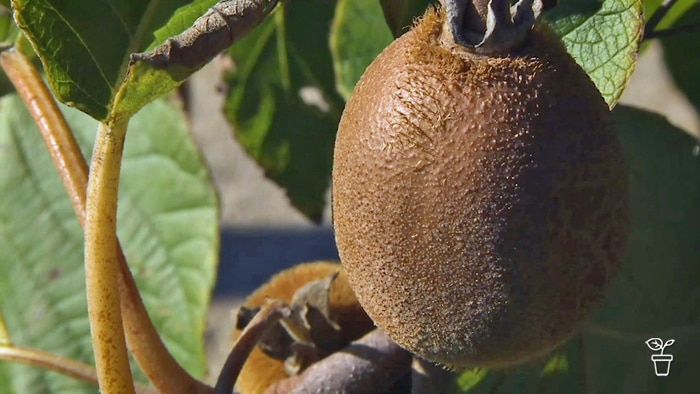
214 227 339 297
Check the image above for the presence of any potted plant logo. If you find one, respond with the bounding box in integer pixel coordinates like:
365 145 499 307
645 338 675 376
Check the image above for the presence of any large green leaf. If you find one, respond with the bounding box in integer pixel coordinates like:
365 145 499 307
330 0 394 100
0 95 219 392
661 4 700 115
582 105 699 393
544 0 644 107
224 0 343 222
10 0 196 119
456 105 700 393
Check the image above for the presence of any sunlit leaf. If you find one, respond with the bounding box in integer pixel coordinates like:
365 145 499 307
11 0 195 119
544 0 645 107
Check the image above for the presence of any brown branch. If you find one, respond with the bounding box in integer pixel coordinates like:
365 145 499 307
263 329 413 393
0 345 156 394
0 47 213 394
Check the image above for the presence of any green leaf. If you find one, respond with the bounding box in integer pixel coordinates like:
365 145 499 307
661 4 700 114
457 368 488 391
379 0 434 38
224 0 343 222
330 0 394 101
544 0 645 107
11 0 194 119
0 94 219 392
581 105 699 393
111 0 218 119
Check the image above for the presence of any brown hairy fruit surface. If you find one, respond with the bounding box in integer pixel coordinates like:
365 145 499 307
332 8 628 368
233 261 374 394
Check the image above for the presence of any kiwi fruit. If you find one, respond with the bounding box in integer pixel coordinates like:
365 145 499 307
332 1 628 368
233 261 374 394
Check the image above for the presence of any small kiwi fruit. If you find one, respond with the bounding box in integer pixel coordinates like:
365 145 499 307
332 0 628 368
233 261 374 394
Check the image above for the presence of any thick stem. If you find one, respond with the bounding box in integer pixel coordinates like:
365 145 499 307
0 346 156 394
85 119 134 394
0 47 213 394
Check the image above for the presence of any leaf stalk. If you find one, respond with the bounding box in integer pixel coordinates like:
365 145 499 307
85 118 135 394
0 345 157 394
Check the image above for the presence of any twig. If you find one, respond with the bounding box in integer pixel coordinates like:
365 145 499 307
216 300 291 394
644 0 678 36
263 329 413 394
0 345 156 394
644 23 700 40
0 47 214 394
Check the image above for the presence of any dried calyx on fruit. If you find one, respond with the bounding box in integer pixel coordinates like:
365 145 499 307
233 261 374 394
332 0 628 369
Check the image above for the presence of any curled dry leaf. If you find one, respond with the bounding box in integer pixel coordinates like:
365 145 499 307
233 261 374 394
132 0 280 69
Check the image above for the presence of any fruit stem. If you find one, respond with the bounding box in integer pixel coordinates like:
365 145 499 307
440 0 545 54
0 46 214 394
215 300 291 394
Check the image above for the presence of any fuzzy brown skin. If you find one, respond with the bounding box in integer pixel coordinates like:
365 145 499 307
332 8 628 368
233 261 374 394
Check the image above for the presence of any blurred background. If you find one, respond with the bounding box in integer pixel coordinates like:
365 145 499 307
191 41 700 381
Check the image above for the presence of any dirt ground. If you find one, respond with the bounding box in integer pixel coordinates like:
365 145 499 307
187 41 699 383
